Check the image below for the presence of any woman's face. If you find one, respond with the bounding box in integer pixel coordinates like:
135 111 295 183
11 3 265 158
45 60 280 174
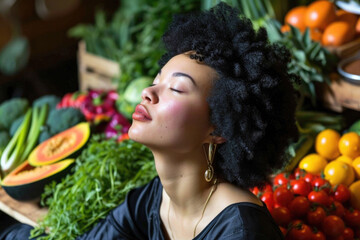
128 53 218 153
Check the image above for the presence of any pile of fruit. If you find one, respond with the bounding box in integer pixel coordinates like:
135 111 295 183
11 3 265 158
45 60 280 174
282 0 360 46
252 126 360 239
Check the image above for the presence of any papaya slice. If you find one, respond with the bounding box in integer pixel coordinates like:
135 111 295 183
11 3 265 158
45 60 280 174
1 159 74 201
28 122 90 166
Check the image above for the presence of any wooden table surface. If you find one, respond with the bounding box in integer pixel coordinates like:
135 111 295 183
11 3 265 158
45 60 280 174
0 187 48 226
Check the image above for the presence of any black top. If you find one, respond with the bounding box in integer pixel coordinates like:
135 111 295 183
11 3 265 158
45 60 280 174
77 177 284 240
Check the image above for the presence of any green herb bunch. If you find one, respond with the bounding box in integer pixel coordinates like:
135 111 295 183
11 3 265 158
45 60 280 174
266 22 338 107
30 135 156 240
69 0 201 93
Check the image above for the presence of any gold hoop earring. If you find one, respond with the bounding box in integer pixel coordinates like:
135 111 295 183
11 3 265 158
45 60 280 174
204 143 217 182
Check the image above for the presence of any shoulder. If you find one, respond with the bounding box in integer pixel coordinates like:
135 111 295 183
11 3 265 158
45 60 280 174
205 203 283 240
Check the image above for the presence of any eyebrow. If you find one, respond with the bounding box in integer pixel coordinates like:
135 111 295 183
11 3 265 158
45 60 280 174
158 70 196 86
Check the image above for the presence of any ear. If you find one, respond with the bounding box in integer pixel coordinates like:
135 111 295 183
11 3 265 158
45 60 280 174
211 134 226 144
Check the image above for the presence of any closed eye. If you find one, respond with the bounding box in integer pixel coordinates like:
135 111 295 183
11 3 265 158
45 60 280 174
170 88 183 93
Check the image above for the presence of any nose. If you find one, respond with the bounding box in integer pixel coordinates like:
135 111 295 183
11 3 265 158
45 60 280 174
141 86 159 104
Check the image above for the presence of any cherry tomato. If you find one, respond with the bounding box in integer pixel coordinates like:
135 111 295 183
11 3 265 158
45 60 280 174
274 186 294 207
312 177 331 194
261 183 273 193
286 223 313 240
322 215 345 238
291 179 311 196
344 209 360 228
308 190 330 206
329 201 345 218
279 226 287 237
342 227 354 240
294 167 306 179
271 206 292 227
307 206 326 226
250 186 260 196
311 230 326 240
303 172 316 183
289 196 310 218
333 184 351 203
274 172 291 186
260 191 275 213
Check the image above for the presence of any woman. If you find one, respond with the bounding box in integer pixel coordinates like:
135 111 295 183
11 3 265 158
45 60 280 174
0 2 298 240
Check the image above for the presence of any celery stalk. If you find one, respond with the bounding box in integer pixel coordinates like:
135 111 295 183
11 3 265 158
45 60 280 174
21 104 48 161
0 109 32 174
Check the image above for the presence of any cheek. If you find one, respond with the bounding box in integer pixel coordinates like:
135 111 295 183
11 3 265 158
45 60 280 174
159 99 209 131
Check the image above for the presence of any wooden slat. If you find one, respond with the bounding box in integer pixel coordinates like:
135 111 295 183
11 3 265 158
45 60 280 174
0 188 48 227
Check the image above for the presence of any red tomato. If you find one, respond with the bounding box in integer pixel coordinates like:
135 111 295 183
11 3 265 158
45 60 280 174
329 201 345 218
274 172 291 186
291 179 311 196
311 230 326 240
307 206 326 226
279 226 287 237
289 196 310 218
274 186 294 207
312 177 331 194
261 183 273 193
250 186 260 196
308 190 330 206
286 223 313 240
322 215 346 238
260 191 274 213
344 209 360 228
271 206 292 227
342 227 354 240
303 172 316 183
333 184 351 203
294 167 306 179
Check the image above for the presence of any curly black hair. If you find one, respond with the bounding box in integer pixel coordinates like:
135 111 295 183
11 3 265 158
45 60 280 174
159 3 299 189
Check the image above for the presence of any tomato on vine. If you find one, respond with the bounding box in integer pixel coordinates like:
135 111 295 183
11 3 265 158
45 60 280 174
285 223 313 240
311 177 331 194
307 206 326 227
329 201 345 218
271 206 292 227
333 184 351 203
274 172 291 186
321 215 345 238
342 227 354 240
289 196 310 218
290 179 311 196
344 208 360 228
274 186 294 207
260 191 275 213
308 190 330 206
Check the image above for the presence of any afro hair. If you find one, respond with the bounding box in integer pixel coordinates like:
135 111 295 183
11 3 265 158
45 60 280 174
159 3 299 189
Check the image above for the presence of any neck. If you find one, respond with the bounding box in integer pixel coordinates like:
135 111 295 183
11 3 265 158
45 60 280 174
152 148 214 216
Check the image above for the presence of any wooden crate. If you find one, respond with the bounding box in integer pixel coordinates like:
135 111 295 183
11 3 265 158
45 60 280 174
326 37 360 59
317 73 360 112
77 41 120 91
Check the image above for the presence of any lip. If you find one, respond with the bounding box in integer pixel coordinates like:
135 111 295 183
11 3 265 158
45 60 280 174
132 104 152 121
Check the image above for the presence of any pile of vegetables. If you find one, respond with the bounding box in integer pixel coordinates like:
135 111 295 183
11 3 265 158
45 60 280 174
0 96 86 178
255 119 360 239
30 136 157 240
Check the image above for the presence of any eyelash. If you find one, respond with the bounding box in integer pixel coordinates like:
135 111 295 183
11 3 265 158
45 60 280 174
170 88 183 93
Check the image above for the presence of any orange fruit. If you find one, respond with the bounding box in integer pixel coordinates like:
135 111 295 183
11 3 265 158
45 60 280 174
315 129 341 160
336 9 358 26
310 28 323 42
339 132 360 159
285 6 307 32
353 157 360 179
324 160 354 186
322 21 356 46
299 153 327 174
305 0 336 30
349 180 360 210
336 155 353 165
281 24 290 33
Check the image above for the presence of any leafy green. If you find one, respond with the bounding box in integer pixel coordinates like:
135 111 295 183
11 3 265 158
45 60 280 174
33 95 61 113
30 136 156 240
68 0 201 93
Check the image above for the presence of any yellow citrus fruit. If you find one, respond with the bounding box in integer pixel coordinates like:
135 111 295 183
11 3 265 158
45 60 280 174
335 155 353 165
315 129 341 160
299 153 327 174
339 132 360 159
353 157 360 179
324 160 354 186
349 180 360 210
